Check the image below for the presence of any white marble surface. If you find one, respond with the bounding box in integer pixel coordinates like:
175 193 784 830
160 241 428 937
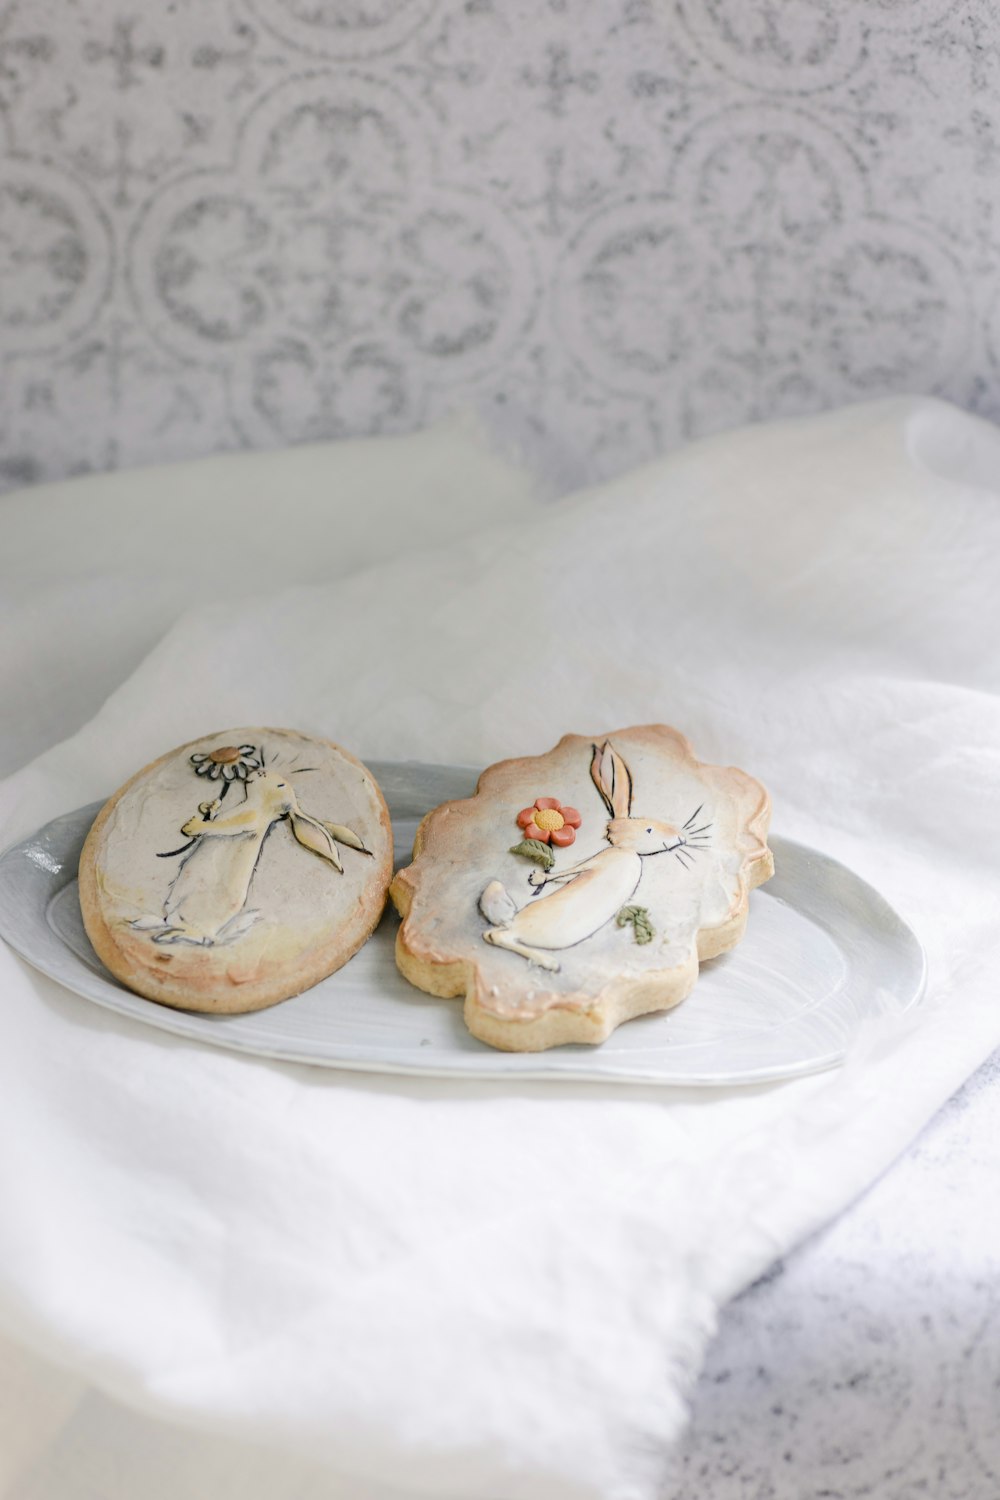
667 1045 1000 1500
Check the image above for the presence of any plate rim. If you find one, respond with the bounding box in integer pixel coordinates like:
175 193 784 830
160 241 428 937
0 764 928 1087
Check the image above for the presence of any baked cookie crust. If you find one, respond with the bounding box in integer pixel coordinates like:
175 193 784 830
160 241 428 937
80 727 393 1014
390 725 772 1051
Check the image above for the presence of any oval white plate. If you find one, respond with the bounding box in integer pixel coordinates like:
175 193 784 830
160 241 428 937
0 762 926 1085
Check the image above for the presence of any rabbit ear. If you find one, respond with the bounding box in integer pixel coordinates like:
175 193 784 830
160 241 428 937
591 740 633 818
321 821 370 855
289 811 343 871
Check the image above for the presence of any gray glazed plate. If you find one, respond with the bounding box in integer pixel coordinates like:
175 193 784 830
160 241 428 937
0 761 926 1086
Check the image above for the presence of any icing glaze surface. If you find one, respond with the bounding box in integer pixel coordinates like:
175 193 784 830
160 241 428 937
81 727 393 1010
392 726 771 1035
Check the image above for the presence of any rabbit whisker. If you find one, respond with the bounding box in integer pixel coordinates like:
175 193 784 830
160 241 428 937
683 804 704 830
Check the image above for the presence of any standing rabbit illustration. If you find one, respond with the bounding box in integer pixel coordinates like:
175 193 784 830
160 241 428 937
132 758 369 947
479 741 707 971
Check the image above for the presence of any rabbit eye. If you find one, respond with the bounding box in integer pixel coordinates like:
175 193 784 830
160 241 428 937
646 827 652 833
277 781 287 789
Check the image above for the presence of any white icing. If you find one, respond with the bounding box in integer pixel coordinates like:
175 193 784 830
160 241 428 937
402 728 768 1019
94 728 390 972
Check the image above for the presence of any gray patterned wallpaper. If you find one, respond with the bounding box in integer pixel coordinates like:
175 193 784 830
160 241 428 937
0 0 996 494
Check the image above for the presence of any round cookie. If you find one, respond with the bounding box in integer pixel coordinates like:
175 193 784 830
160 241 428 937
79 727 393 1013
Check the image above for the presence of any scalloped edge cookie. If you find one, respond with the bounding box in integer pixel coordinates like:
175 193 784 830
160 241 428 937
390 725 773 1051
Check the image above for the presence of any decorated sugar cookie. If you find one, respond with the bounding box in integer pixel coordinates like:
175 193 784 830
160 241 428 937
390 725 772 1051
79 728 393 1013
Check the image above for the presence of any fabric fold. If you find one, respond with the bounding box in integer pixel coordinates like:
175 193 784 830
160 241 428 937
0 396 997 1499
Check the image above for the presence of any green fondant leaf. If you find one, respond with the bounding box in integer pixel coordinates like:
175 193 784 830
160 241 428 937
509 838 555 871
616 904 654 944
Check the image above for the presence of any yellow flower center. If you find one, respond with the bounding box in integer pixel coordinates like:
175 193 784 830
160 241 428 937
209 745 241 764
533 807 565 832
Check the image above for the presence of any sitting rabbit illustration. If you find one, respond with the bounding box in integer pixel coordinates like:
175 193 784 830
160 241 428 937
479 741 704 971
132 766 369 947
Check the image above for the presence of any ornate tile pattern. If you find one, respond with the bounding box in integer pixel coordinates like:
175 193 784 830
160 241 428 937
1 0 997 491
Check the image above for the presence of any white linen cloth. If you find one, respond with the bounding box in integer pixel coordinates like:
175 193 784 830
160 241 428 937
0 396 998 1500
0 413 542 775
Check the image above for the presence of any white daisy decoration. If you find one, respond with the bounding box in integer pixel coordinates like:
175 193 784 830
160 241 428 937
190 744 261 782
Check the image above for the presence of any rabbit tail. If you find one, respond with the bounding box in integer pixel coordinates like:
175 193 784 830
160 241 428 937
479 879 516 927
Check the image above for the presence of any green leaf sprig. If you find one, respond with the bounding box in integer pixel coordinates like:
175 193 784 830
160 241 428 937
616 904 654 944
509 838 555 871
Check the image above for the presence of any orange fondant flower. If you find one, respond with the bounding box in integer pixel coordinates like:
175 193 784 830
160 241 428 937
516 796 582 847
